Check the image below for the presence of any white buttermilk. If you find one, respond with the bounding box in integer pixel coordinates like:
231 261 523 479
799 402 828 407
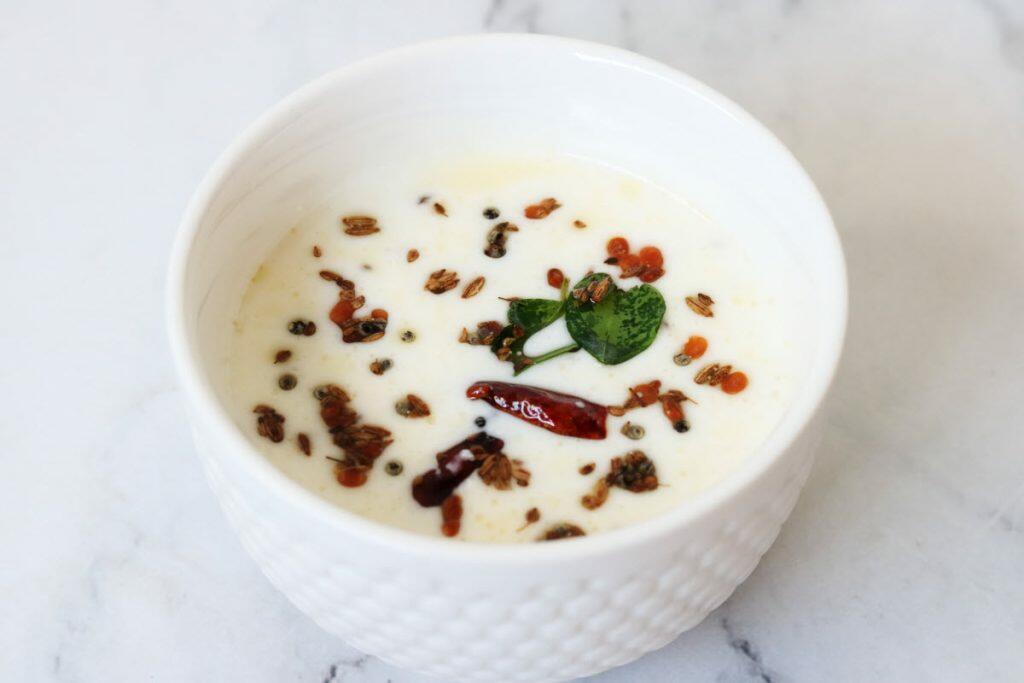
228 154 799 543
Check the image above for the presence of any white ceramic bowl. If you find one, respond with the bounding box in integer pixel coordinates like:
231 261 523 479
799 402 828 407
167 34 846 682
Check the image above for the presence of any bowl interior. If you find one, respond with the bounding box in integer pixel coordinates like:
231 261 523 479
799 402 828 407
170 35 845 550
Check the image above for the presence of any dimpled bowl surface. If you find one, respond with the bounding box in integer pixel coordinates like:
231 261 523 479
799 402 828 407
168 35 846 683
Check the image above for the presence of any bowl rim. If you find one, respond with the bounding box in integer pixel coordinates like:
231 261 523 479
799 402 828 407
167 33 847 567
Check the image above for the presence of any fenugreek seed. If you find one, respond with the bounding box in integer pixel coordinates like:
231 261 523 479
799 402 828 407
278 373 297 391
673 353 692 366
621 422 645 440
483 207 500 219
297 433 311 456
312 245 322 257
433 202 447 216
407 249 419 262
573 220 587 228
385 460 404 476
462 276 486 299
400 329 416 342
418 195 430 204
579 463 596 475
274 349 292 364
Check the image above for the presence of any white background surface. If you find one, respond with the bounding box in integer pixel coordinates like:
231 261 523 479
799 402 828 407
2 1 1022 681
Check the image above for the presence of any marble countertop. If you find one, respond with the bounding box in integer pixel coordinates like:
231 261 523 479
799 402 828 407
2 1 1022 681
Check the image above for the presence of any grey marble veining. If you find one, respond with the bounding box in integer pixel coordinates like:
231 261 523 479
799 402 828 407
1 1 1023 681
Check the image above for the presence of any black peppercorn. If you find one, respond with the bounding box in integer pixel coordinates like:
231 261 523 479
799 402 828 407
385 460 404 476
474 416 486 428
483 207 500 220
278 373 297 390
673 419 690 433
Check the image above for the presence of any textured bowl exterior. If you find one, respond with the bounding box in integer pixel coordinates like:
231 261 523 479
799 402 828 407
193 412 820 682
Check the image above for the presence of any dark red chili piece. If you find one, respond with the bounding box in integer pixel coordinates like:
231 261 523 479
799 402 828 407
466 381 608 440
411 432 505 507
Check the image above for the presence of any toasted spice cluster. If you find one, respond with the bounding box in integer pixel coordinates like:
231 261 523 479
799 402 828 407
605 237 664 282
608 380 691 433
316 384 393 487
253 404 285 443
582 451 659 510
322 271 389 343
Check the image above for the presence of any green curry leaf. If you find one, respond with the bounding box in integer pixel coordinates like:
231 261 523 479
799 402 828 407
564 272 666 365
490 298 576 375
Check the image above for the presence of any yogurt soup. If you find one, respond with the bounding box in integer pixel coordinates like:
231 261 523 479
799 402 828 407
228 153 799 543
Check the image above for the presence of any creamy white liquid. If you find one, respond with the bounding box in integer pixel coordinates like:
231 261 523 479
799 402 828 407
228 153 798 543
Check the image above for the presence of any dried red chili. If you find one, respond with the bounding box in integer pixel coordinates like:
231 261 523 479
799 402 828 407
466 381 608 439
411 432 506 507
441 495 463 537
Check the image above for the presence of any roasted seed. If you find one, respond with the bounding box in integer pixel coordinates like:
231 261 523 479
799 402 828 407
278 373 297 391
484 221 518 259
573 219 587 228
474 416 486 428
694 363 732 386
461 276 486 299
288 319 314 335
385 460 404 476
400 329 416 342
433 202 447 216
418 195 430 204
297 433 311 456
524 197 561 219
483 207 500 219
539 523 585 541
579 463 596 475
369 358 392 375
685 293 715 317
273 349 292 364
572 274 613 304
621 422 645 440
673 419 690 433
312 245 322 257
395 394 430 418
425 268 460 294
407 249 419 262
341 215 380 236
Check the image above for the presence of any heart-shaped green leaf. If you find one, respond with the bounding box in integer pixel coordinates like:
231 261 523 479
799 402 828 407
508 298 564 334
565 273 666 365
490 297 577 375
